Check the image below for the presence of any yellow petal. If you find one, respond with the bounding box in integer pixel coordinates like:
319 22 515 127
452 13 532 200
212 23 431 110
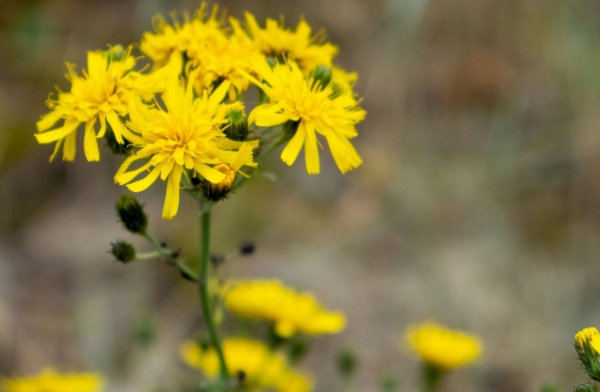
49 138 64 162
35 118 79 144
83 119 100 162
63 131 77 161
280 121 306 166
126 165 161 192
37 111 62 132
194 161 227 184
304 122 319 174
115 155 145 180
162 165 182 219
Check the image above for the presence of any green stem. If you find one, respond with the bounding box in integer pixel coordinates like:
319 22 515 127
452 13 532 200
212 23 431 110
198 204 229 384
142 233 198 281
420 365 444 392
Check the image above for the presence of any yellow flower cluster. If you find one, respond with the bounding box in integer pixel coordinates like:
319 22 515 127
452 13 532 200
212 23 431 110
3 368 104 392
224 279 345 338
404 322 482 370
180 338 313 392
35 3 365 217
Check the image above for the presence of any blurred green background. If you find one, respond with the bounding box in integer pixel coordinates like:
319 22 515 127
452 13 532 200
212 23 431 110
2 0 600 390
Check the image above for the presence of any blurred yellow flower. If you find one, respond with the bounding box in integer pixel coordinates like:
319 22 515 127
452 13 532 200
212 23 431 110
3 368 104 392
114 62 257 219
180 338 313 392
35 47 165 162
404 322 482 370
224 279 345 338
231 12 338 72
245 59 365 174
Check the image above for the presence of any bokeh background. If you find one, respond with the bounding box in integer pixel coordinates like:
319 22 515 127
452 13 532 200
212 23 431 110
2 0 600 390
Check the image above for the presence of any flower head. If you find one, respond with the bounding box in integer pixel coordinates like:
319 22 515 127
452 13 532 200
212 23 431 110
404 322 482 370
231 13 338 73
3 368 104 392
114 62 258 219
576 327 600 352
35 46 164 162
180 338 313 392
245 59 365 174
224 279 345 338
574 327 600 381
140 4 223 70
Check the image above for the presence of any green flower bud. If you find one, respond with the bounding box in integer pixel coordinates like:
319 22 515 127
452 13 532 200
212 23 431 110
337 347 359 378
288 338 309 364
225 110 248 141
110 240 136 263
198 164 235 203
116 195 148 234
574 328 600 382
311 65 332 88
575 383 599 392
106 45 126 62
104 127 132 155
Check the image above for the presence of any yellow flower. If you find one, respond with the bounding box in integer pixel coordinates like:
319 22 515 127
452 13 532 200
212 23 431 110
140 4 223 70
114 62 258 219
180 338 313 392
576 327 600 350
186 30 262 100
3 368 104 392
244 59 365 174
35 46 164 162
404 322 482 370
224 279 345 338
231 12 338 72
331 65 358 94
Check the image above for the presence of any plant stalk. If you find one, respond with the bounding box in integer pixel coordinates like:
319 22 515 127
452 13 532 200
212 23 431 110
198 204 229 384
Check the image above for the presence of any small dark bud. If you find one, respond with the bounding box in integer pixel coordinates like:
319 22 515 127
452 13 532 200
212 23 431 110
237 370 246 383
191 176 201 186
288 338 309 364
116 195 148 234
239 242 256 255
211 254 225 267
337 347 359 378
199 165 235 202
575 383 599 392
312 65 332 88
160 241 167 248
105 128 132 155
171 248 181 258
110 240 136 263
225 110 248 141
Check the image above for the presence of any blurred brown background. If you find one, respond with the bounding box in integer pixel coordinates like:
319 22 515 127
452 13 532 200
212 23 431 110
2 0 600 390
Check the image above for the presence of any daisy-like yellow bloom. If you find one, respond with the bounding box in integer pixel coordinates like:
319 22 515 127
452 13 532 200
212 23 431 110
231 12 338 73
244 59 365 174
576 327 600 352
180 338 313 392
3 368 104 392
35 46 165 162
224 279 345 338
114 62 258 219
186 30 262 100
140 4 223 70
404 322 482 370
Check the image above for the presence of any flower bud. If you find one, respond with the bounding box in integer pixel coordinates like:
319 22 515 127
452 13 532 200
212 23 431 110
239 241 256 255
116 195 148 234
337 347 359 378
104 128 132 155
110 240 136 263
106 45 126 62
200 164 235 202
575 383 600 392
574 327 600 382
225 110 248 141
311 65 332 88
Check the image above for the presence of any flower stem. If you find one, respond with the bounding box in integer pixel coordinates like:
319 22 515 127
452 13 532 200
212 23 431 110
198 203 229 384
